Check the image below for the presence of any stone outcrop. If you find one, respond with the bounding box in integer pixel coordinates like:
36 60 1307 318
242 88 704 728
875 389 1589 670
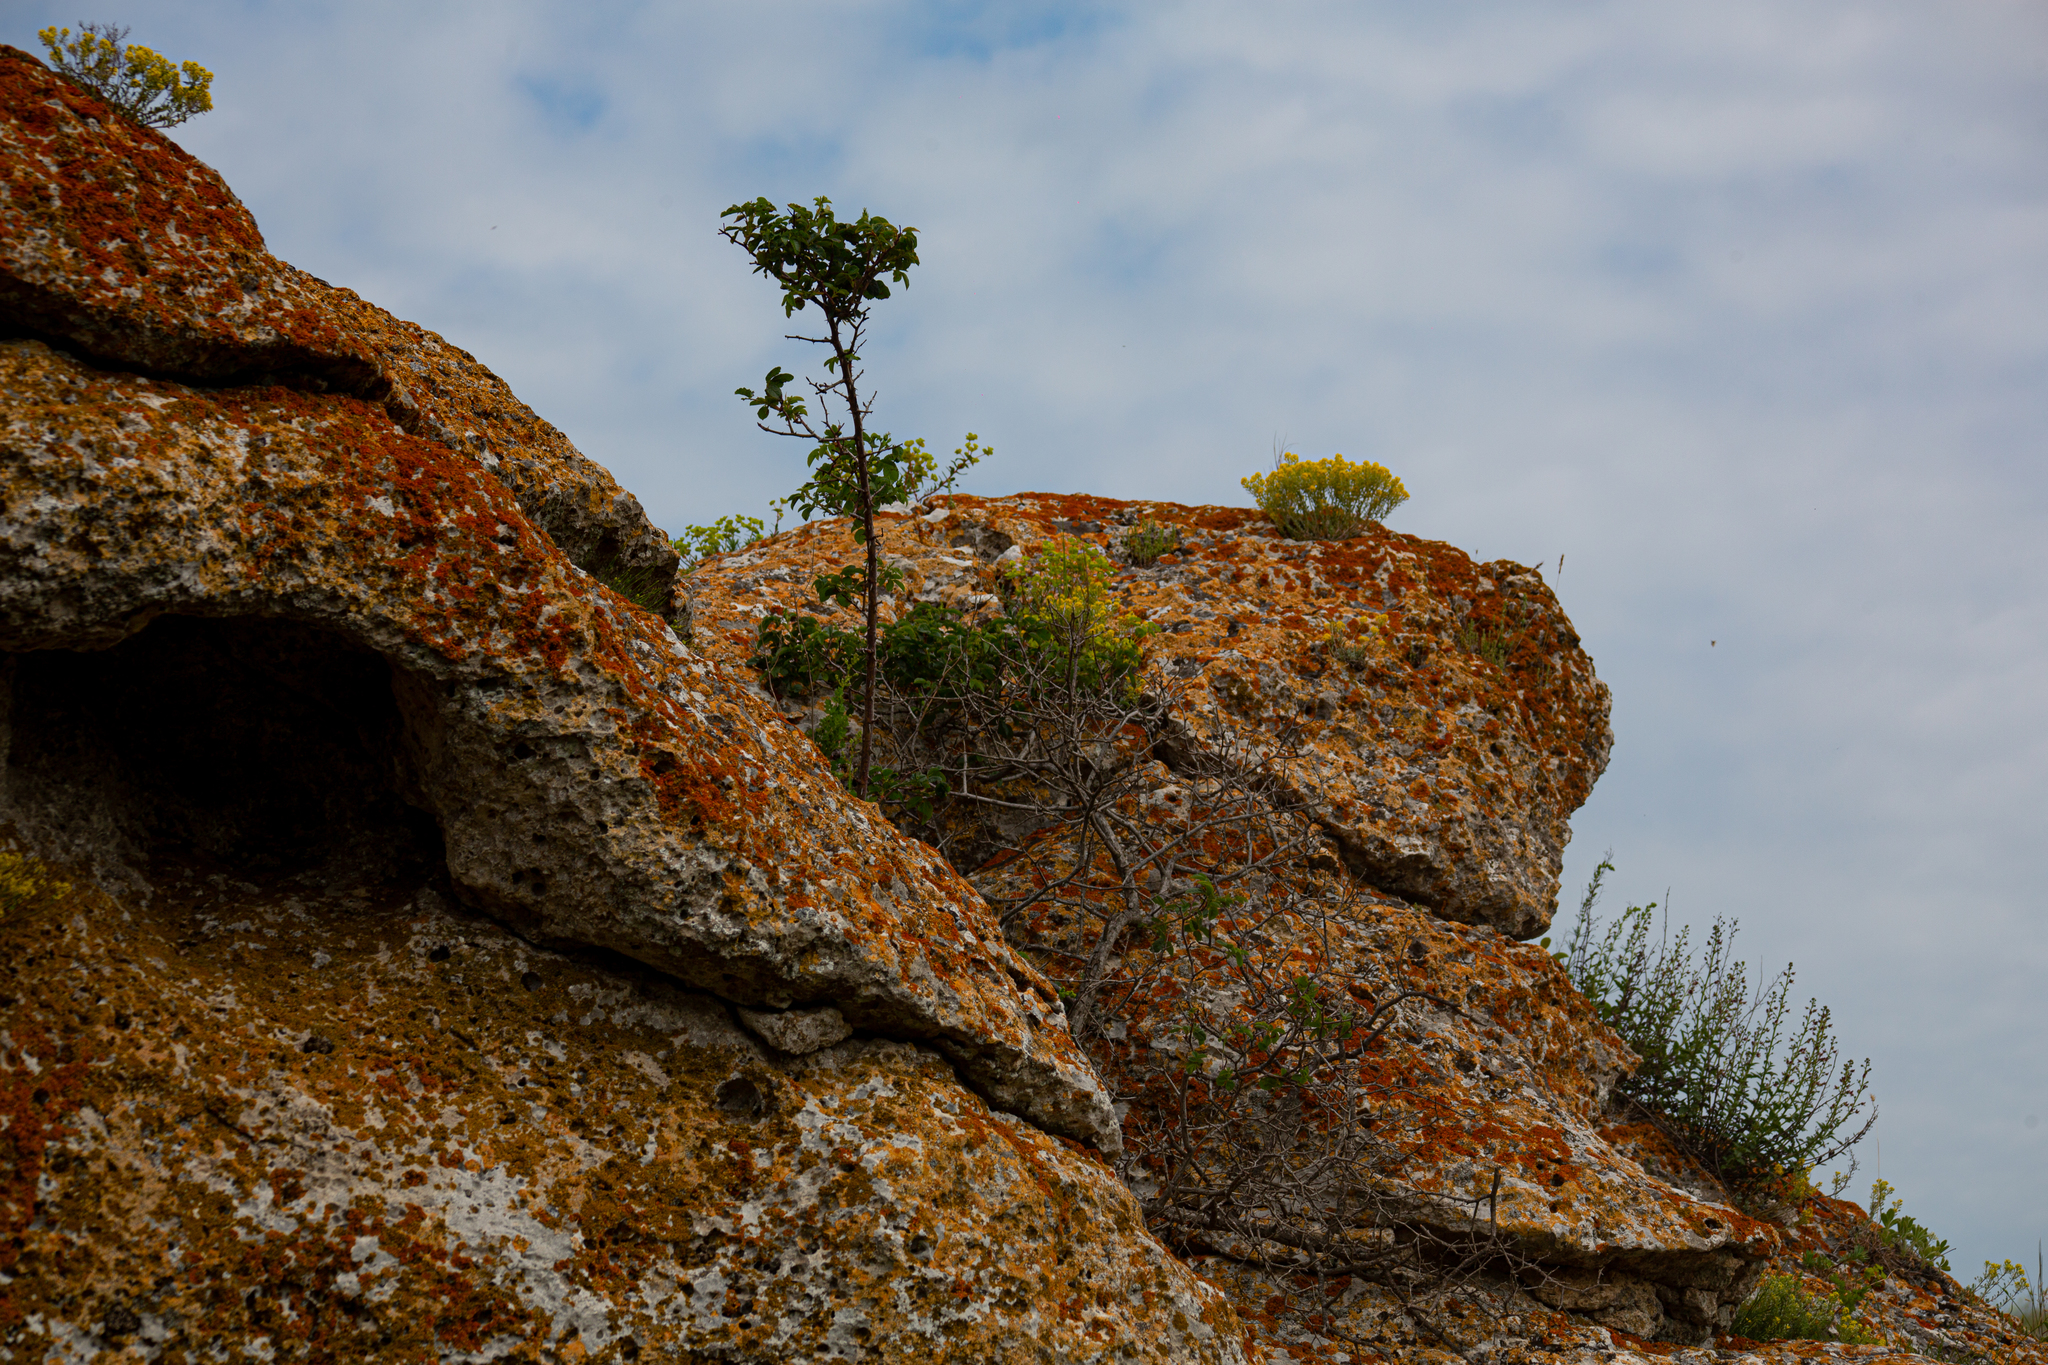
687 492 1611 940
8 40 2036 1365
0 45 1255 1362
681 499 1775 1350
678 498 2048 1365
0 863 1239 1362
0 45 676 597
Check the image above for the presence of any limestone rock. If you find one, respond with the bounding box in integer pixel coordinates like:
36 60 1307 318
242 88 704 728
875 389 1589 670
736 1003 854 1055
0 859 1243 1362
0 45 676 596
686 492 1611 939
0 43 1118 1154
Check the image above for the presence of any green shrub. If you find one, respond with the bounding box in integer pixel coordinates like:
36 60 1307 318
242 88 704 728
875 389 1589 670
1562 858 1876 1199
1003 537 1153 699
39 23 213 128
1454 620 1512 667
751 611 859 700
1122 518 1182 568
674 514 767 573
1240 452 1408 540
1732 1273 1881 1344
1972 1246 2047 1340
1867 1179 1952 1272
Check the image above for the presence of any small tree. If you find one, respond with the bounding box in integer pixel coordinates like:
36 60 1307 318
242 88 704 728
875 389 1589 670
39 23 214 128
721 196 931 796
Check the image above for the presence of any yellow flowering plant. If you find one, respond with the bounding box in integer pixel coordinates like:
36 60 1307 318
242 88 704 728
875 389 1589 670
39 24 214 128
1241 452 1408 540
1006 537 1154 696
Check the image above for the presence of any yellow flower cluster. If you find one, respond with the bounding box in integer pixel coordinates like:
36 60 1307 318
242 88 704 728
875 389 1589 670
1241 452 1408 541
1007 536 1154 693
39 24 215 129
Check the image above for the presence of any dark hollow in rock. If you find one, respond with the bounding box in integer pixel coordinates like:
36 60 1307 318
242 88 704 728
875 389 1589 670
715 1076 769 1120
2 615 446 891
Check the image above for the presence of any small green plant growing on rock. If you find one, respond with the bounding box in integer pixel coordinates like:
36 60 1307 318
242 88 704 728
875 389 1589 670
1732 1271 1882 1344
1241 452 1408 540
1004 536 1153 699
39 23 214 128
673 514 767 574
1562 857 1876 1201
1121 517 1181 568
1972 1244 2047 1340
1867 1178 1952 1272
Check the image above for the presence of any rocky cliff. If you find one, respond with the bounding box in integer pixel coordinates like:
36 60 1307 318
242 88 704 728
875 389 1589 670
3 41 2040 1365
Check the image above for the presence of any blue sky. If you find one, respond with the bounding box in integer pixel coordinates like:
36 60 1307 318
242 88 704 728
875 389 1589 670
19 1 2046 1280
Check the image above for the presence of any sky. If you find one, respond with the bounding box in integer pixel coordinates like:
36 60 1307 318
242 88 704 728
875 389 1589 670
16 1 2045 1283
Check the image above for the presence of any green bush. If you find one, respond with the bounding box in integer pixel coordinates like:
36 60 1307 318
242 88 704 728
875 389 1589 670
1240 452 1408 540
1732 1273 1881 1344
1562 858 1876 1199
1972 1246 2047 1341
1868 1179 1952 1272
39 23 213 128
1122 518 1182 568
674 514 767 573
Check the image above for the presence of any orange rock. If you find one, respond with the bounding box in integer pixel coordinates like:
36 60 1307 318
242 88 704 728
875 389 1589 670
686 491 1610 939
0 44 675 593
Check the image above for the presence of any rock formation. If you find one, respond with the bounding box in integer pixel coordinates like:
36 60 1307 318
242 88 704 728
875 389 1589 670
5 40 2041 1365
0 45 1235 1360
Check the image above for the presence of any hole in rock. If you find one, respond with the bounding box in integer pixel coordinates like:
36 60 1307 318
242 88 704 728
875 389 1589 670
715 1076 769 1120
3 615 445 890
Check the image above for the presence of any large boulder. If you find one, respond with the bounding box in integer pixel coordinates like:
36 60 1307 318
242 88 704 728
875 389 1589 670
687 492 1612 941
0 856 1241 1362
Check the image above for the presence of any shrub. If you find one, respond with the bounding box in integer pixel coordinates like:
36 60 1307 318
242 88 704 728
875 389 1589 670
1241 452 1408 540
1867 1179 1952 1272
1562 857 1876 1199
1732 1272 1881 1344
1121 518 1181 568
674 514 766 573
1972 1245 2047 1340
39 24 214 128
1003 536 1153 698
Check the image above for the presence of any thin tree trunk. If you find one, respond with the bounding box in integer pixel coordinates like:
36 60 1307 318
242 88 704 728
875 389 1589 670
828 315 878 798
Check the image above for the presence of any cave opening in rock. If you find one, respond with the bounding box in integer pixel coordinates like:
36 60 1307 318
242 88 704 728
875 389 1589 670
3 615 445 889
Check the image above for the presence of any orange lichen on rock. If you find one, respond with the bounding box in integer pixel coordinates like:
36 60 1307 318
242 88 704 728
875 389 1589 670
0 856 1240 1362
686 491 1611 940
0 43 675 588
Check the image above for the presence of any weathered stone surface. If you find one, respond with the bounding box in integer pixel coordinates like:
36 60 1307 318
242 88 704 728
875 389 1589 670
685 491 1611 939
0 45 676 594
0 336 1115 1152
737 1004 854 1055
678 497 1786 1353
0 855 1244 1362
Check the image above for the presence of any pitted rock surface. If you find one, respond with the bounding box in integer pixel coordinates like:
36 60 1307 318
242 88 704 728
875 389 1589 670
0 45 676 590
684 492 1612 939
0 42 1120 1154
0 862 1243 1363
0 335 1112 1150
